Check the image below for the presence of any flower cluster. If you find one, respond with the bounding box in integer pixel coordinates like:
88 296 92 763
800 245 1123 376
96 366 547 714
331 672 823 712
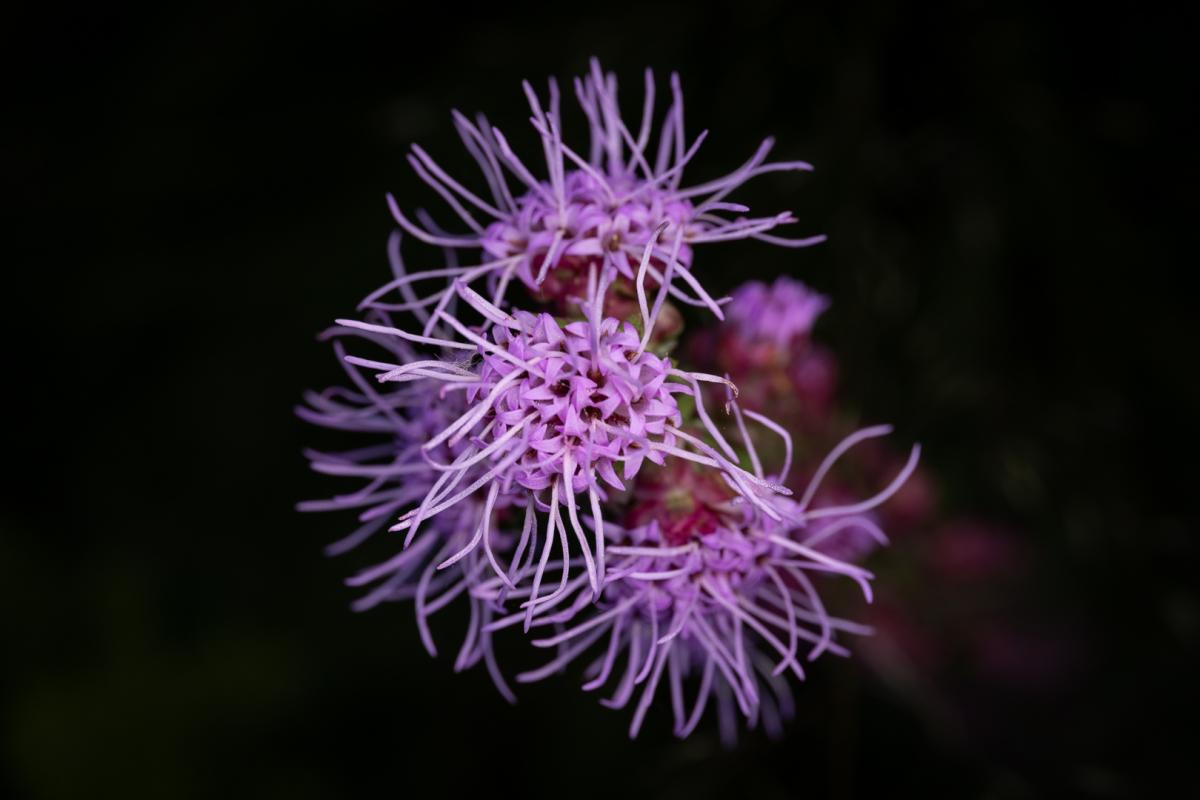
300 60 918 741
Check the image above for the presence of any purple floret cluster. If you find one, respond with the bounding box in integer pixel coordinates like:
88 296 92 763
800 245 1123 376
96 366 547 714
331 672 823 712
300 59 918 743
726 277 831 349
471 310 681 492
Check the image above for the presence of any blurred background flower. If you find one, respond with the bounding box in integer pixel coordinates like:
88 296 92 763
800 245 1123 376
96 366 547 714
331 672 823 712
4 2 1195 798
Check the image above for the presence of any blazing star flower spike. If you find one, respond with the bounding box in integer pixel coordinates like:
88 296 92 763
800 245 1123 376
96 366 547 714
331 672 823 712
364 57 825 329
472 406 920 742
335 244 791 603
301 57 920 743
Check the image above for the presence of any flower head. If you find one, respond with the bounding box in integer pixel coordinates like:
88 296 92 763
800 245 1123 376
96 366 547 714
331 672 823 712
297 321 516 698
334 260 789 600
726 277 831 351
472 410 919 740
365 58 824 329
476 309 681 492
690 276 839 427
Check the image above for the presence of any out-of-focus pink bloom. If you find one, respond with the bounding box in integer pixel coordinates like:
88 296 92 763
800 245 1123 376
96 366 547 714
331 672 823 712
785 346 840 423
690 278 840 428
928 520 1026 583
971 624 1083 691
726 277 831 350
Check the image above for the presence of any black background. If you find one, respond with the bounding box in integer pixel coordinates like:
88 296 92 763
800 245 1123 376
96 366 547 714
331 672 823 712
5 2 1197 798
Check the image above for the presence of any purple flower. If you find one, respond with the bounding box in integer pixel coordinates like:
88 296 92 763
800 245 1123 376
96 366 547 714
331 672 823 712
363 58 824 328
470 412 920 741
297 320 516 699
301 58 919 742
334 261 789 600
472 310 681 493
725 277 831 350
